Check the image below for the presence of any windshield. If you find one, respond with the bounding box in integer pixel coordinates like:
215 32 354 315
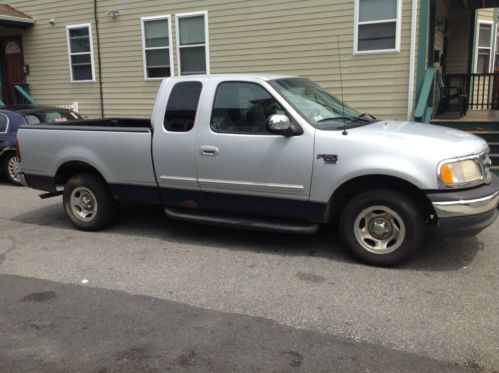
269 78 375 130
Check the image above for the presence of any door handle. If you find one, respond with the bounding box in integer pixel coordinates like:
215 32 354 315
200 145 219 156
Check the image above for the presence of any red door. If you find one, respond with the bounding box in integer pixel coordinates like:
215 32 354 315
2 38 25 104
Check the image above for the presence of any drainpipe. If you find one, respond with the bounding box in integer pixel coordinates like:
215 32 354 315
407 0 418 120
94 0 104 117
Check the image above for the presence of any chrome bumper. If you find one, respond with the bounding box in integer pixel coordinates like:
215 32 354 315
432 191 499 218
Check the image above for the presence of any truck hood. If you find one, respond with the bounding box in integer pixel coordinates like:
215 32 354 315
350 120 488 158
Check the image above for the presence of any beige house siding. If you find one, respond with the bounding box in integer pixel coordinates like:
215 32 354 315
0 0 101 117
3 0 415 120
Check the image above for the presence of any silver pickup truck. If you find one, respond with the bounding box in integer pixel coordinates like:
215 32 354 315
17 75 499 266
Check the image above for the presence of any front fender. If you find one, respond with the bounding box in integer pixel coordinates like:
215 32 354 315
310 152 438 203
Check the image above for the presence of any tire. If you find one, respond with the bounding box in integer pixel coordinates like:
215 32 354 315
339 189 425 267
3 153 23 186
63 173 116 231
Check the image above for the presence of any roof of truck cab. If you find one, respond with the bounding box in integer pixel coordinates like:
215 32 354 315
167 74 298 81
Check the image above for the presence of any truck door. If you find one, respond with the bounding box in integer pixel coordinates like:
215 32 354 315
152 80 203 207
194 80 315 220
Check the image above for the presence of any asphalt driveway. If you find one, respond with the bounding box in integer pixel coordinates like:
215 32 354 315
0 180 497 372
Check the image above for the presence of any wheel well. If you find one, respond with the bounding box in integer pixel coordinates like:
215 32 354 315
0 150 15 164
55 161 106 186
329 175 436 221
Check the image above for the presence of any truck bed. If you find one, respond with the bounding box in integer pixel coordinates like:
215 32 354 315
17 120 158 196
42 117 152 128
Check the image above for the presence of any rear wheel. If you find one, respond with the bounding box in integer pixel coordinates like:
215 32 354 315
63 173 116 231
339 189 425 266
3 153 22 186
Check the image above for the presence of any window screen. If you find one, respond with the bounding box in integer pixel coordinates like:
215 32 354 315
164 81 202 132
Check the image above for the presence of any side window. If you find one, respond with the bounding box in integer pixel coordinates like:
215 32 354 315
0 114 8 133
164 81 202 132
211 82 285 134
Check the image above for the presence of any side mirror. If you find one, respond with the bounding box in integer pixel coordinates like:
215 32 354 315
267 114 294 136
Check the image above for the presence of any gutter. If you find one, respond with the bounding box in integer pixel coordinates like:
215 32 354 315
0 15 35 24
93 0 104 117
407 0 418 120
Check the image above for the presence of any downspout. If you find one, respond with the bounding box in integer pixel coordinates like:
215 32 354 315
93 0 104 117
407 0 418 120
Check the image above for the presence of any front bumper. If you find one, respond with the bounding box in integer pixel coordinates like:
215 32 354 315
427 174 499 238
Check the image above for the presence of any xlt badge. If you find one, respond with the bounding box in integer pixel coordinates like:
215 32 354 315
317 154 338 164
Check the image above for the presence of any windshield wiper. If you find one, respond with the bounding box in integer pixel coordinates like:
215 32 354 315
316 116 367 123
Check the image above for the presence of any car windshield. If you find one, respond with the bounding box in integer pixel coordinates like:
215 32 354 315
23 109 81 125
269 78 376 130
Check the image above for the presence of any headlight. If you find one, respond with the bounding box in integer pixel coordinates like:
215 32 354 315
439 158 484 187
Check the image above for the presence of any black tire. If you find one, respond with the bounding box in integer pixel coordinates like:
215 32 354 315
63 173 116 231
339 189 425 267
2 152 22 186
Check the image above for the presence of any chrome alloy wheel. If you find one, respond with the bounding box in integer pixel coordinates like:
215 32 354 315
353 206 406 255
70 187 98 222
7 156 22 184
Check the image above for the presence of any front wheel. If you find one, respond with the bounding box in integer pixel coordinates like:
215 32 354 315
3 153 22 186
63 173 116 231
339 189 425 266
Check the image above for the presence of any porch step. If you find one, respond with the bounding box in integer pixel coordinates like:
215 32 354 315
431 121 499 174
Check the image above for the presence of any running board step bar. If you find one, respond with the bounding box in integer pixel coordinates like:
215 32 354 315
164 207 319 234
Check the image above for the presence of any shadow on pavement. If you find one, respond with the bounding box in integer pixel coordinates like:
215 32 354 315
0 274 473 373
10 202 482 272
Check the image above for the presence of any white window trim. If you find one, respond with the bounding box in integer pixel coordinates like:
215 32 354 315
66 23 96 83
353 0 402 55
474 20 494 73
175 11 210 75
141 15 175 80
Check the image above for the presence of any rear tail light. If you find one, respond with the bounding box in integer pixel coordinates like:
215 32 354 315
16 138 21 161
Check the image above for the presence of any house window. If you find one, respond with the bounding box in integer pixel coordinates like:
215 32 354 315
141 16 174 79
476 22 493 73
176 11 210 75
66 24 95 82
354 0 402 54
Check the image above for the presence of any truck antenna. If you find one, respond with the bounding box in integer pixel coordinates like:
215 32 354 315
336 36 348 136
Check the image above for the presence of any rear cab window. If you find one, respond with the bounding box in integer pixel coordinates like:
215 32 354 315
164 81 202 132
0 113 8 133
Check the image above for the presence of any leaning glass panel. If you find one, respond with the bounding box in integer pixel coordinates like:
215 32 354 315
358 22 396 51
